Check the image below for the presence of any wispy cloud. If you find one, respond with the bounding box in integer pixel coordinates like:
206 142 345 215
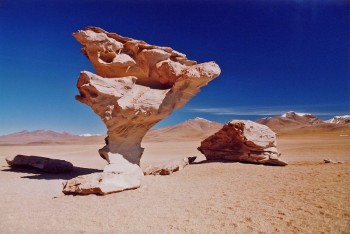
187 105 349 116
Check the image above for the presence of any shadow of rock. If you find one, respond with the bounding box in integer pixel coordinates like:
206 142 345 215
191 159 283 166
191 159 234 165
2 166 102 180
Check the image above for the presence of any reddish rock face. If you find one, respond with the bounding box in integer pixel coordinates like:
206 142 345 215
198 120 287 166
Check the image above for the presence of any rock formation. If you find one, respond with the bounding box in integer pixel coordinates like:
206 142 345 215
6 155 74 173
62 172 141 195
74 27 220 165
63 154 143 195
144 157 196 175
63 27 220 195
198 120 287 166
323 159 344 164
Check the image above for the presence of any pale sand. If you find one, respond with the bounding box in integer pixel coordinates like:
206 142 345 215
0 136 349 233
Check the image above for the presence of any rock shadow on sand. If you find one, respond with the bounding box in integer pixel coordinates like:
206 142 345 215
191 159 286 166
2 166 102 180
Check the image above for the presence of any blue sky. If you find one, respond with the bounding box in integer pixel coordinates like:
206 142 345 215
0 0 349 135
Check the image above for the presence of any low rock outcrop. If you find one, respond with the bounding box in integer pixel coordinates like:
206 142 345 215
323 159 344 164
144 157 196 175
63 153 144 195
6 155 74 173
198 120 287 166
62 171 141 195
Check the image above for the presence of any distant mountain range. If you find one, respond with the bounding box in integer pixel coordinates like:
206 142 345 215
0 130 104 145
326 115 350 125
0 113 348 145
255 112 350 136
0 117 222 145
255 111 323 131
144 117 223 142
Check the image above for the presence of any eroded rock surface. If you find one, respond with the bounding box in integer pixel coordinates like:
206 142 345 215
323 159 344 164
198 120 287 166
62 171 141 195
65 27 220 195
74 27 220 165
144 157 196 175
63 154 143 195
6 155 74 173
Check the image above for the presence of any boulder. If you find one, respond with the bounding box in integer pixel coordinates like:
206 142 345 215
63 153 144 195
198 120 287 166
62 171 141 195
144 157 196 175
6 155 74 173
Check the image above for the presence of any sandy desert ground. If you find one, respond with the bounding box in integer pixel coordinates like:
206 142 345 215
0 134 349 233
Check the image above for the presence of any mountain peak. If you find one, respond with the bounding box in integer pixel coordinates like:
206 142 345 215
326 115 350 124
281 111 311 117
193 117 212 122
256 111 323 131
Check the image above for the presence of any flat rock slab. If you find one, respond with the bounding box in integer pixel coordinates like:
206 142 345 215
144 157 196 175
62 153 144 195
324 159 344 164
62 171 141 195
6 155 74 173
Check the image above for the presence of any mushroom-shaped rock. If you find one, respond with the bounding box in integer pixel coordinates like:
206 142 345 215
198 120 287 166
74 27 220 166
66 27 220 195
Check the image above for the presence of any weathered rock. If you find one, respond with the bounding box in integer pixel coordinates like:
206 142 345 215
324 159 344 164
6 155 74 173
62 171 141 195
324 159 334 163
65 27 219 195
63 154 143 195
144 156 196 175
198 120 287 166
74 27 220 166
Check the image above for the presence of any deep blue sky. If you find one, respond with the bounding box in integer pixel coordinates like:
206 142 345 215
0 0 349 135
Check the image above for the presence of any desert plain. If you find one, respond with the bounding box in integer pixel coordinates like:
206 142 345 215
0 128 349 233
